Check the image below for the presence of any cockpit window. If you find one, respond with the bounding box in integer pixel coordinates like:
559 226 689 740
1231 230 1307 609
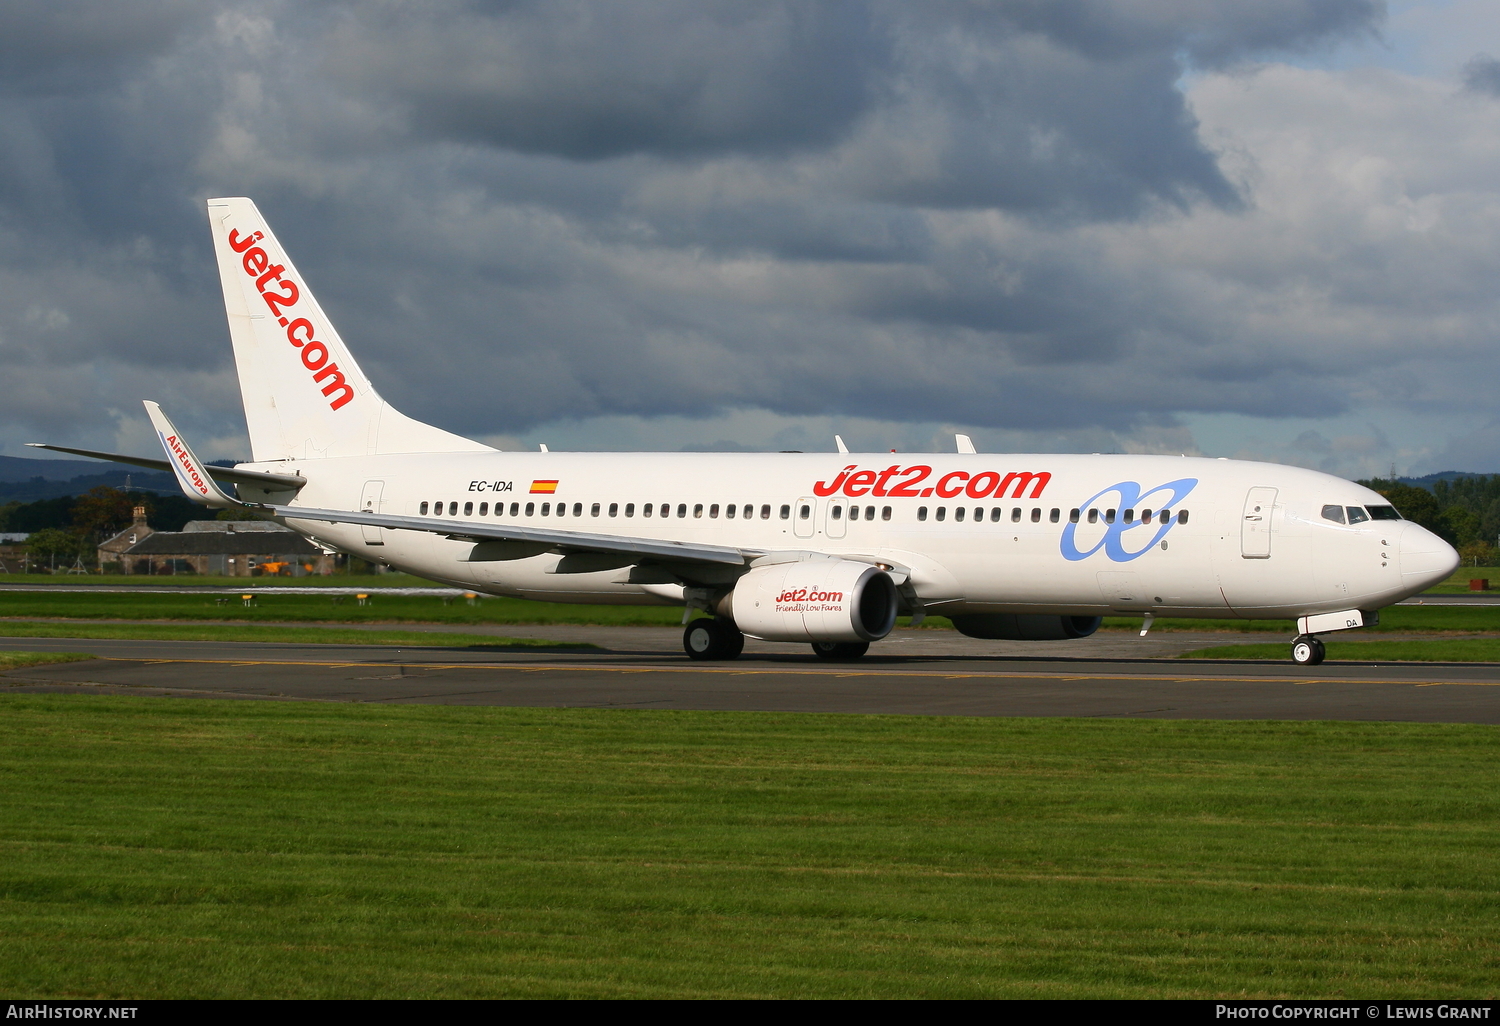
1321 504 1346 524
1346 506 1370 524
1367 505 1401 520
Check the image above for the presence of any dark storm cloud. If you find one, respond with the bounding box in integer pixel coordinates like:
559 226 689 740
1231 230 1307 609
0 0 1452 465
1462 54 1500 97
321 0 884 160
0 0 211 94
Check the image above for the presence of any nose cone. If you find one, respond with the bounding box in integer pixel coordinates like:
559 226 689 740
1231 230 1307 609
1400 522 1459 592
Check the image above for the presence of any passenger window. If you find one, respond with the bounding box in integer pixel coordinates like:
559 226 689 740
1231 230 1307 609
1321 504 1346 523
540 503 550 516
509 502 519 516
1105 509 1116 524
1177 510 1189 524
798 504 810 519
1012 508 1021 523
917 507 928 521
573 503 582 517
832 505 844 520
449 502 458 516
1049 508 1059 523
725 504 735 519
954 507 965 522
1088 509 1098 524
1347 506 1370 524
745 505 755 519
1031 508 1041 523
936 507 946 521
708 504 718 518
419 502 429 515
525 502 534 516
1159 509 1169 524
972 507 982 522
1140 509 1150 523
643 504 652 518
1070 509 1080 523
779 505 790 519
591 503 600 517
556 503 565 517
608 503 617 517
479 502 488 516
678 504 687 518
625 503 634 517
1123 509 1134 523
1367 505 1401 520
881 506 891 521
990 507 1001 522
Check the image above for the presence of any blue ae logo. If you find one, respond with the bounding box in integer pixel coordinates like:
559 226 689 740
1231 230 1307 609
1059 478 1199 563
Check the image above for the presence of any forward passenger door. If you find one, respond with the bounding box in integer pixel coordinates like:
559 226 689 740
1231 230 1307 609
1241 487 1277 559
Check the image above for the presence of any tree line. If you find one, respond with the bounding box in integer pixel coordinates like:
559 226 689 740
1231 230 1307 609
0 487 206 569
1359 476 1500 565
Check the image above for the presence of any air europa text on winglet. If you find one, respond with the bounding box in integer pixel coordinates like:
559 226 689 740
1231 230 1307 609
227 227 355 412
814 464 1051 499
162 433 210 497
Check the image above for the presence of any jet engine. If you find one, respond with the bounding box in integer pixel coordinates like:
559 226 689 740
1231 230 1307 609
949 614 1103 641
726 559 899 643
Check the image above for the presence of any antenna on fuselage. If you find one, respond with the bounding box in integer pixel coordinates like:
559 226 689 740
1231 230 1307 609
539 444 548 452
955 433 977 454
835 435 849 454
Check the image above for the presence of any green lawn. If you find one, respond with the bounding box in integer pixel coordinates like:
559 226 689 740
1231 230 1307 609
0 651 94 669
0 623 592 648
1180 639 1500 662
0 571 446 588
0 698 1496 998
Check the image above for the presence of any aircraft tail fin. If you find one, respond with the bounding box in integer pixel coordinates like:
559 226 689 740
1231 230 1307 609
206 197 493 463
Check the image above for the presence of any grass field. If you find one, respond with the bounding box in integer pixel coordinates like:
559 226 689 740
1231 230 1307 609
1181 639 1500 662
0 697 1496 998
0 589 1494 634
0 651 93 669
0 622 591 648
0 571 445 588
1426 567 1500 594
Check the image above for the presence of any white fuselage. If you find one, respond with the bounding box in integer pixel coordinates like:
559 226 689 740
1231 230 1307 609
245 450 1458 621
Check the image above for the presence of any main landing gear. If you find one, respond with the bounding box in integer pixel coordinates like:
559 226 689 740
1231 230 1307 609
1290 635 1326 666
683 618 744 661
811 641 869 660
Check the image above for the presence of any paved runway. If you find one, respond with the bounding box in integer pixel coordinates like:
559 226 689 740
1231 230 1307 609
3 629 1500 722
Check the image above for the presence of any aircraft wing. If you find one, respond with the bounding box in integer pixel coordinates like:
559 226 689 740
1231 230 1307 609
269 503 758 567
25 442 306 491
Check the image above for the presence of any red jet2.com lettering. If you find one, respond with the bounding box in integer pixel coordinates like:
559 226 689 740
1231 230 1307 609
228 228 355 411
813 465 1052 500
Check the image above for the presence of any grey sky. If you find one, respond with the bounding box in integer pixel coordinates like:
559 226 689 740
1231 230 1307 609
1 0 1498 478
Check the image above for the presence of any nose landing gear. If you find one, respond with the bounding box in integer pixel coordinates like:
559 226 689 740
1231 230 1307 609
1291 635 1326 666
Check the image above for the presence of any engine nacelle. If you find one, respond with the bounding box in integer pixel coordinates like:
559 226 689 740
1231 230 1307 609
949 614 1103 641
727 559 899 643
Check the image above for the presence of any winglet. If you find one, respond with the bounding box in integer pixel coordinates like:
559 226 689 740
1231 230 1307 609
955 433 977 454
835 435 849 454
142 401 241 508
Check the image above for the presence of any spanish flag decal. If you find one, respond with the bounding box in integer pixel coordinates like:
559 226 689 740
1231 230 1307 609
529 480 559 494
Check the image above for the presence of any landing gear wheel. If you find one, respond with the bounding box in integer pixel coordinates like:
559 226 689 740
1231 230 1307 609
812 641 870 661
1291 635 1326 666
683 618 744 661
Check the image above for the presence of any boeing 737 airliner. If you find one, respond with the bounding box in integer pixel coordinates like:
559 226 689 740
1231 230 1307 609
32 198 1460 665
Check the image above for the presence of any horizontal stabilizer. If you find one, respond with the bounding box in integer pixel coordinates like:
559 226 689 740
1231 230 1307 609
25 443 305 491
